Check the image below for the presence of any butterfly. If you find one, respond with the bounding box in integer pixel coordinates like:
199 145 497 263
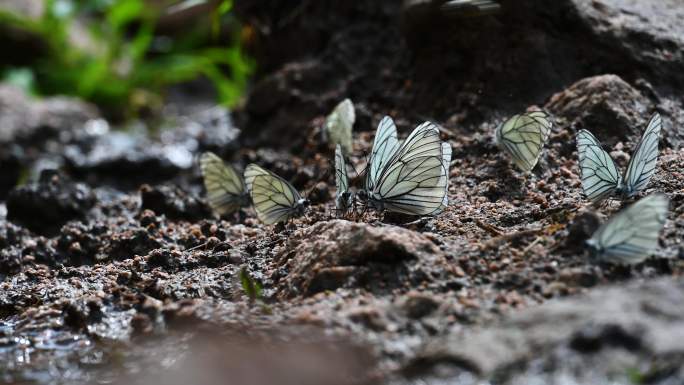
243 164 310 224
495 110 552 172
357 116 451 215
324 99 355 155
334 144 354 214
577 113 662 204
199 152 250 215
586 193 669 265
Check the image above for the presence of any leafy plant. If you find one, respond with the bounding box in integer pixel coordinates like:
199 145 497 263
0 0 252 118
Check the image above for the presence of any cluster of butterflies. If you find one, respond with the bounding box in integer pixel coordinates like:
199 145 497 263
495 109 668 265
200 98 669 266
200 104 451 224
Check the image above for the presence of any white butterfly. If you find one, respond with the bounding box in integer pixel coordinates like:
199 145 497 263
324 99 355 155
243 164 309 224
199 152 250 215
586 193 669 265
495 111 552 172
358 117 451 215
577 113 662 204
334 144 354 214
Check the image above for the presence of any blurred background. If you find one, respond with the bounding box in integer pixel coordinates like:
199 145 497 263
0 0 252 119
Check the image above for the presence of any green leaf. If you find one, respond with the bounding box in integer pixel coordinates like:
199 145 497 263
239 267 262 303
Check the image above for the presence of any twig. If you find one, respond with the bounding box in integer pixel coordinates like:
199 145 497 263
522 235 543 255
475 219 504 236
480 228 542 250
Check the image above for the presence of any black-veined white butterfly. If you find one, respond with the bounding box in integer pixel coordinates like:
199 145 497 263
495 111 552 172
199 152 250 215
324 99 355 155
243 164 310 225
577 113 662 204
334 144 354 214
358 117 451 215
586 193 669 265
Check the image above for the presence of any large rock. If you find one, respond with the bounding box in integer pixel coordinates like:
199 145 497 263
546 74 652 143
408 277 684 383
573 0 684 87
272 220 458 298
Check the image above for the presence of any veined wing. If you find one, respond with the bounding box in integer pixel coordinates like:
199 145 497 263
495 111 552 172
589 193 669 264
373 122 447 215
367 116 401 191
623 113 662 197
576 129 621 203
244 164 303 224
199 152 247 215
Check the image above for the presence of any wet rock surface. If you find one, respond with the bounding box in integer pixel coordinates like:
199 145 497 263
6 170 96 236
2 0 684 384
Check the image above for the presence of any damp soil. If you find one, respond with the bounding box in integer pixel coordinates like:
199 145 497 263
2 1 684 384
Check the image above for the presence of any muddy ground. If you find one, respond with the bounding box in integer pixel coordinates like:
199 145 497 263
1 0 684 384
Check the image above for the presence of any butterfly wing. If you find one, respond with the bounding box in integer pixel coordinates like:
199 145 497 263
495 111 551 172
334 144 352 211
429 141 452 215
244 164 303 224
199 152 247 215
589 193 669 264
324 99 355 155
576 129 622 204
372 122 448 215
366 116 401 191
623 113 662 197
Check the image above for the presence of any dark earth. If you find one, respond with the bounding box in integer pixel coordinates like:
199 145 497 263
2 0 684 384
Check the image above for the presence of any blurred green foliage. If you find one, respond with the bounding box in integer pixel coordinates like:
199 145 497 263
0 0 253 117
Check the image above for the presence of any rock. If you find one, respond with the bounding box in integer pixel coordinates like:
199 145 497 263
102 228 161 262
546 75 652 143
0 85 99 145
64 130 189 188
0 85 99 196
139 184 211 221
413 277 684 382
64 109 240 188
398 292 441 319
6 170 96 236
272 220 450 297
0 248 22 275
572 0 684 87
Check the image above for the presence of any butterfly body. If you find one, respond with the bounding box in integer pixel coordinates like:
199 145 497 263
335 191 354 213
577 113 662 204
334 144 356 216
